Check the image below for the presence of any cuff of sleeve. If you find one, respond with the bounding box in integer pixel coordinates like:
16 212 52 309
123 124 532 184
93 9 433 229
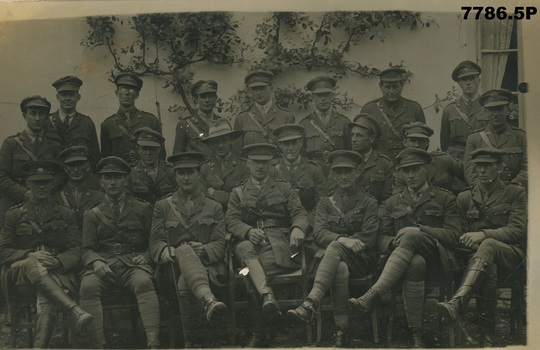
243 229 252 241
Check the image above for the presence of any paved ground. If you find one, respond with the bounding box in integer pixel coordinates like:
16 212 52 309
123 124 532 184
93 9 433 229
1 288 526 348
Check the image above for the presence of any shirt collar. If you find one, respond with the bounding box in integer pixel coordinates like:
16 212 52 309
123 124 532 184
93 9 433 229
408 182 429 198
255 101 272 115
104 193 126 206
24 129 42 141
461 95 479 104
251 176 268 188
284 156 302 170
360 149 373 163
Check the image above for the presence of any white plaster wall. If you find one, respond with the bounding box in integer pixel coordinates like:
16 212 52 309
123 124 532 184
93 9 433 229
0 11 474 154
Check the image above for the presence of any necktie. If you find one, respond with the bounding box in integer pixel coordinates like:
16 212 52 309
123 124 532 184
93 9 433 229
63 114 71 130
146 167 157 181
185 197 194 212
320 114 328 127
74 189 81 206
112 199 121 217
34 136 40 154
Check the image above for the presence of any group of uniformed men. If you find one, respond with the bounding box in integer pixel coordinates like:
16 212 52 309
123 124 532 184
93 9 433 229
0 59 527 349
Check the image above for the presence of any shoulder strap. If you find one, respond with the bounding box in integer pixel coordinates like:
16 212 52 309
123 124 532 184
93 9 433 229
246 111 269 140
375 104 402 140
13 137 38 161
185 118 204 138
328 196 355 232
166 197 198 241
60 191 71 208
309 119 337 148
234 187 248 209
451 103 471 127
92 207 117 232
117 124 135 142
479 131 494 148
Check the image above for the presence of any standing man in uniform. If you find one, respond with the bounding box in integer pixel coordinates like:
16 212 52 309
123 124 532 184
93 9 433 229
361 67 426 161
348 148 460 347
394 122 465 194
436 148 526 347
440 61 487 160
299 76 350 176
127 127 177 205
287 151 379 347
226 143 309 347
271 124 326 226
348 113 394 204
233 70 295 155
0 160 93 348
0 96 63 226
173 80 228 159
48 76 101 170
464 89 527 189
53 146 103 230
199 120 250 212
100 72 164 164
150 152 228 347
79 157 160 349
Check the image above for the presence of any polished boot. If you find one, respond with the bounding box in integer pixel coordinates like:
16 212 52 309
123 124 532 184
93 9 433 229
244 259 280 318
146 332 160 349
287 300 316 324
204 298 227 322
347 289 380 315
476 283 498 348
436 258 489 323
34 275 93 333
332 329 350 348
478 313 496 347
33 314 56 348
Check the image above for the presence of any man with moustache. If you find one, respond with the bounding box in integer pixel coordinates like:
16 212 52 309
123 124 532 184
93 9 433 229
233 70 295 154
348 148 460 348
287 151 379 347
394 122 465 194
127 127 177 205
199 120 249 212
348 113 394 204
150 152 228 348
53 146 103 230
464 89 527 188
361 67 426 161
0 160 93 348
47 76 101 170
100 73 164 164
226 143 309 347
173 80 228 159
299 76 351 176
436 148 526 347
0 96 63 226
440 61 487 160
79 157 160 349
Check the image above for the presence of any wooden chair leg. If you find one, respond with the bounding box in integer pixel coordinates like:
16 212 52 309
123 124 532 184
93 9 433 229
386 292 396 342
371 309 379 343
316 304 322 344
25 304 33 347
10 302 18 348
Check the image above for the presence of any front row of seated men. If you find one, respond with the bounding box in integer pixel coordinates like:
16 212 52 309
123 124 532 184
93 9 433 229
0 143 526 348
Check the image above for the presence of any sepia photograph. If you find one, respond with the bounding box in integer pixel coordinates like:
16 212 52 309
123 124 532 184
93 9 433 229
0 0 537 348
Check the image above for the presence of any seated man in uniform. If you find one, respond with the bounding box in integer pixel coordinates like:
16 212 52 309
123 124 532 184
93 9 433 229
393 122 465 194
79 157 160 348
436 148 527 347
271 124 326 228
287 151 379 347
151 152 228 347
53 146 103 230
199 120 249 212
127 127 177 205
348 113 394 204
0 160 93 348
348 148 460 348
226 143 309 347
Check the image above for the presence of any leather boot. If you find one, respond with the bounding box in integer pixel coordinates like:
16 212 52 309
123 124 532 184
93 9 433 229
246 332 268 348
204 297 227 323
287 300 316 324
33 314 56 348
476 287 497 347
244 259 280 318
146 332 160 349
347 288 380 315
34 275 94 333
436 258 490 323
478 313 496 347
332 329 350 348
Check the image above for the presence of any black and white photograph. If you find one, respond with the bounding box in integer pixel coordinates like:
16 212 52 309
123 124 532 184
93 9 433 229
0 0 537 348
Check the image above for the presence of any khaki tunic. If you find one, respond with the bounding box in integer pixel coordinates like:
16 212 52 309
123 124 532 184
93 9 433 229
172 111 227 159
127 160 177 205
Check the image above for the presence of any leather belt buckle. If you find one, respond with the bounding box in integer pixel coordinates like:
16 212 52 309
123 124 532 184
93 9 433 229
114 243 122 255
